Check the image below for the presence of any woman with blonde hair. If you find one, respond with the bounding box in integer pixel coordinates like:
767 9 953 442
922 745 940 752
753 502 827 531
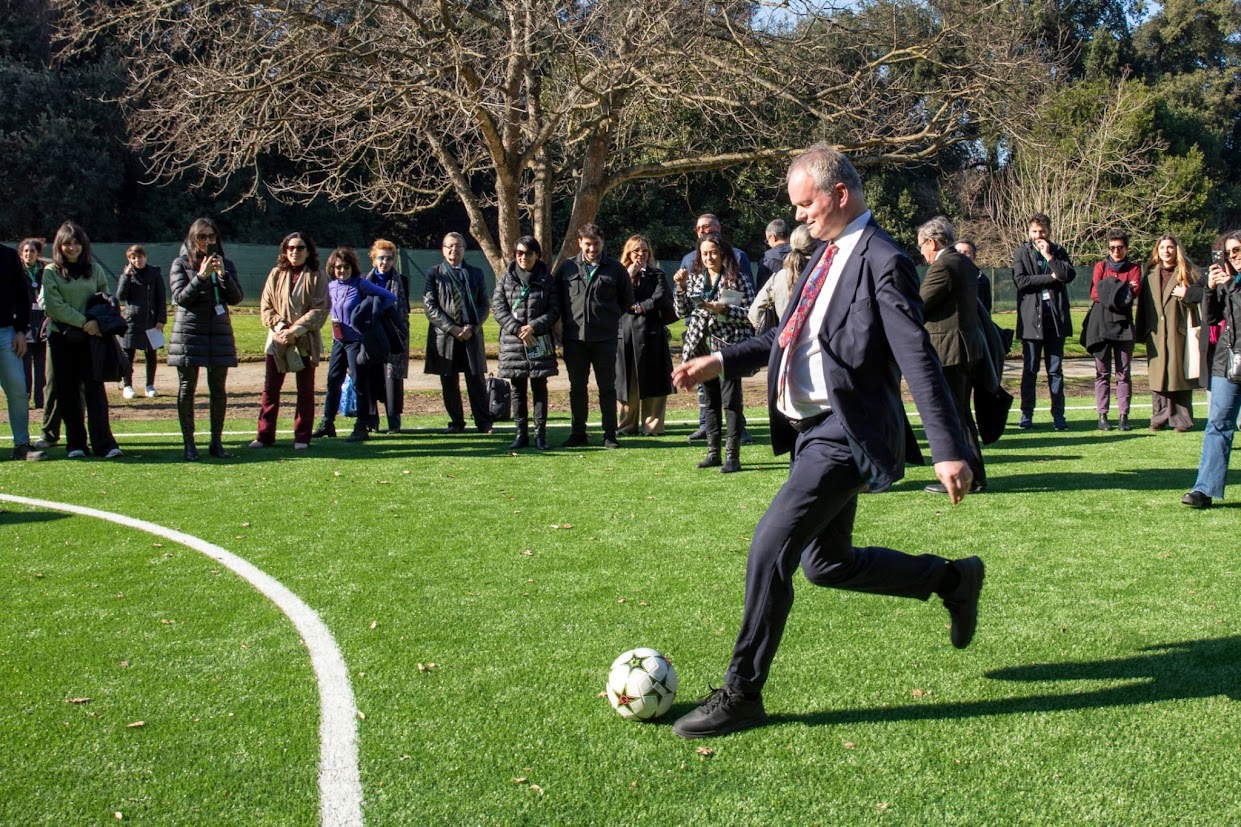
1136 234 1204 431
615 234 674 436
749 224 814 333
363 238 410 433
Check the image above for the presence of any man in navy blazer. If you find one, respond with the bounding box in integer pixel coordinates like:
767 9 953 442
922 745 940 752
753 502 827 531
670 144 986 739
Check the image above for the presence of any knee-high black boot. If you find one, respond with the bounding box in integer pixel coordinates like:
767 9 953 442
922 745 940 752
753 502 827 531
208 372 230 458
721 409 741 474
698 403 721 468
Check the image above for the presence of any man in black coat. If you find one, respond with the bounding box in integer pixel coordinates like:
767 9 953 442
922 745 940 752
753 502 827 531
1011 213 1076 431
755 218 791 291
424 233 492 434
918 217 988 493
554 222 634 448
0 243 43 460
669 144 983 739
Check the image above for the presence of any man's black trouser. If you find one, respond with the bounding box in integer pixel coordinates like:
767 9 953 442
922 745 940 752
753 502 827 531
563 338 617 438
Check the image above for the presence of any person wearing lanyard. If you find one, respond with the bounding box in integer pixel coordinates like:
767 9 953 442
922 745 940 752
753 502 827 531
669 144 980 739
424 232 493 434
553 222 634 448
1011 213 1076 431
18 239 49 413
168 217 244 461
492 236 559 450
1 242 43 460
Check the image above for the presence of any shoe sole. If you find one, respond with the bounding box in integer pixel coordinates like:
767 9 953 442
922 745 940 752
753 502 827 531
673 712 768 739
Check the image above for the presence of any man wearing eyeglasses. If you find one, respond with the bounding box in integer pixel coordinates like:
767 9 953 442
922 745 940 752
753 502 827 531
424 232 493 434
365 239 410 434
1085 231 1141 431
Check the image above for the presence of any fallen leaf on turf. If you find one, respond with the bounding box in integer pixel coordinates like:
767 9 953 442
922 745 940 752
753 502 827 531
119 661 129 668
377 480 390 485
696 747 714 757
400 754 411 761
402 470 411 475
520 549 534 556
152 543 163 548
162 552 173 558
529 784 544 795
630 781 637 789
911 689 928 698
843 741 855 749
512 776 528 784
160 619 175 625
333 470 342 477
65 697 91 704
369 620 378 630
596 691 608 698
876 803 889 811
241 521 251 527
127 721 145 728
114 812 123 821
617 597 626 604
115 593 125 599
357 711 365 720
638 601 649 607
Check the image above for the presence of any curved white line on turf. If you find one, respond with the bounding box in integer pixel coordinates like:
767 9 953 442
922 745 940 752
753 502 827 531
0 494 363 827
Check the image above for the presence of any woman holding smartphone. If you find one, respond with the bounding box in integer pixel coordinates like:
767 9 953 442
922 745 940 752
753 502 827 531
168 218 244 460
1181 232 1241 508
673 231 754 473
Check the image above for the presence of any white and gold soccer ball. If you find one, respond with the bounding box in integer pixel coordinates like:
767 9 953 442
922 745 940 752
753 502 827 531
606 647 678 720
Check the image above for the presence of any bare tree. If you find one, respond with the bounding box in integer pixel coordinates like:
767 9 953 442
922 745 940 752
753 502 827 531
56 0 1051 273
982 78 1202 261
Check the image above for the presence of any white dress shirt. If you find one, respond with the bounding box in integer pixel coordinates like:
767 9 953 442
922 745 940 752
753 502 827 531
774 210 872 420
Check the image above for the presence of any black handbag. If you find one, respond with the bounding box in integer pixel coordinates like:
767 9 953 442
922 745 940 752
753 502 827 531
487 375 512 421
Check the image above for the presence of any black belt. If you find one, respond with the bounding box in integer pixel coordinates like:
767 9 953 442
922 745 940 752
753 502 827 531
786 410 830 433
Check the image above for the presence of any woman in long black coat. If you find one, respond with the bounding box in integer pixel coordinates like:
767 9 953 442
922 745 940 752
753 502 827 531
115 244 166 399
492 235 559 450
615 235 674 436
168 217 244 460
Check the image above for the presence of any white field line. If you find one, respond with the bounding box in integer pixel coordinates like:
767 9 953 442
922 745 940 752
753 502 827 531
0 402 1172 441
0 494 363 827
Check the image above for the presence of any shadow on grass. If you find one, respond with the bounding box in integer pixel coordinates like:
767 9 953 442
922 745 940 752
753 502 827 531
0 510 70 525
768 636 1241 729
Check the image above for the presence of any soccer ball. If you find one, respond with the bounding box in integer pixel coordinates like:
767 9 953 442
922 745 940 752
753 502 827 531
606 647 678 720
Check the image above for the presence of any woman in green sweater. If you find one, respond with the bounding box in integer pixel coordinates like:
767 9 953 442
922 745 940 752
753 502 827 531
40 221 122 459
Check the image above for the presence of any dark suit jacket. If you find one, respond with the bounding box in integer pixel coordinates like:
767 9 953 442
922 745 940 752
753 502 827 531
553 255 633 343
920 250 986 368
720 219 969 491
1012 241 1076 340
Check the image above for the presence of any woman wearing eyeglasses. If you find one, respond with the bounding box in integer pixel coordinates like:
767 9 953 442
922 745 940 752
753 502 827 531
1182 231 1241 508
249 232 328 450
168 217 244 461
492 236 559 450
1085 231 1142 431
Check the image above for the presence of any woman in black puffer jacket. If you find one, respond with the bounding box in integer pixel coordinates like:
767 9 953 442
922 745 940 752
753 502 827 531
491 236 559 450
168 217 244 461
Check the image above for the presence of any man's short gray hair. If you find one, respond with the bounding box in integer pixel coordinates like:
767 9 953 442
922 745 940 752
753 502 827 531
916 216 956 247
443 232 467 248
787 143 862 195
765 219 789 240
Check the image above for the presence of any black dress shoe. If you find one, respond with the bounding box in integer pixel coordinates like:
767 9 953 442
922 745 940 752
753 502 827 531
534 433 548 450
183 444 200 462
739 430 754 446
941 556 984 649
562 432 589 448
687 427 707 443
924 482 948 494
721 456 741 473
311 421 336 439
1181 490 1212 508
1053 418 1069 432
1118 415 1131 431
673 686 767 739
602 436 621 449
208 441 231 459
697 452 721 469
509 433 529 450
970 480 987 494
443 424 467 434
345 428 369 442
1098 414 1112 431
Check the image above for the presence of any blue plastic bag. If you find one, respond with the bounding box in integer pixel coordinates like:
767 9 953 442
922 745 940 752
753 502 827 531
341 374 358 417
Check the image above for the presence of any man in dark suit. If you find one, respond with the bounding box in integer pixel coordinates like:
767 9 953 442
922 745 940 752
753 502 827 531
423 233 493 434
1011 213 1076 431
918 217 988 493
670 145 984 739
553 222 634 448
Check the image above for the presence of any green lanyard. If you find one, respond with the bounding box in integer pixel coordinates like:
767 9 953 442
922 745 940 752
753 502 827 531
702 271 723 301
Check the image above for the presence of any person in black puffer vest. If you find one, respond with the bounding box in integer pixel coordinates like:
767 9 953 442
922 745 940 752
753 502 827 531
492 236 559 450
168 217 244 461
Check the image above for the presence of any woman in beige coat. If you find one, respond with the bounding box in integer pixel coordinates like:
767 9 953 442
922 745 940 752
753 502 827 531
250 232 329 449
1137 235 1201 431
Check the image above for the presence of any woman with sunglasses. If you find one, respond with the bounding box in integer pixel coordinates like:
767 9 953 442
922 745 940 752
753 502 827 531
492 236 559 449
168 217 244 460
1182 231 1241 508
1085 231 1142 431
249 232 328 450
38 221 122 459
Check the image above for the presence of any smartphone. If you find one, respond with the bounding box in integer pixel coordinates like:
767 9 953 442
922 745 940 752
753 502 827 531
205 241 221 258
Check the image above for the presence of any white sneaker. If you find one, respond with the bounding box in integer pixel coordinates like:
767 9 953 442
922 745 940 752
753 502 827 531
67 449 86 458
105 448 124 459
247 440 267 448
293 442 309 450
145 386 158 398
121 386 136 399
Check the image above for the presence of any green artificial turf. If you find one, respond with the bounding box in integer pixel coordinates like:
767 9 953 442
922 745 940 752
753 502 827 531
1 400 1238 823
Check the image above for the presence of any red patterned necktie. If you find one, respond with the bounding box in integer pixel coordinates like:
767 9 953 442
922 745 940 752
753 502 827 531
778 243 837 349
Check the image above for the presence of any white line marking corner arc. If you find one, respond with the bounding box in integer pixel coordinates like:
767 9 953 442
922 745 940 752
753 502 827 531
0 494 363 827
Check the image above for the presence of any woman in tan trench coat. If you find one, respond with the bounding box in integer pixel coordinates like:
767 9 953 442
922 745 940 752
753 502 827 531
1136 235 1203 431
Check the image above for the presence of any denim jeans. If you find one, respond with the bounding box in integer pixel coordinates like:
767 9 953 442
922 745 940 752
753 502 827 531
1021 337 1065 419
1191 374 1241 499
0 326 31 447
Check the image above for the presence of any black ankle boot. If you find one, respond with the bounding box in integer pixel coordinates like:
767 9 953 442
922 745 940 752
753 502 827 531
311 419 336 439
509 425 530 450
721 436 741 473
183 442 199 462
534 424 548 450
345 426 369 442
209 440 231 459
